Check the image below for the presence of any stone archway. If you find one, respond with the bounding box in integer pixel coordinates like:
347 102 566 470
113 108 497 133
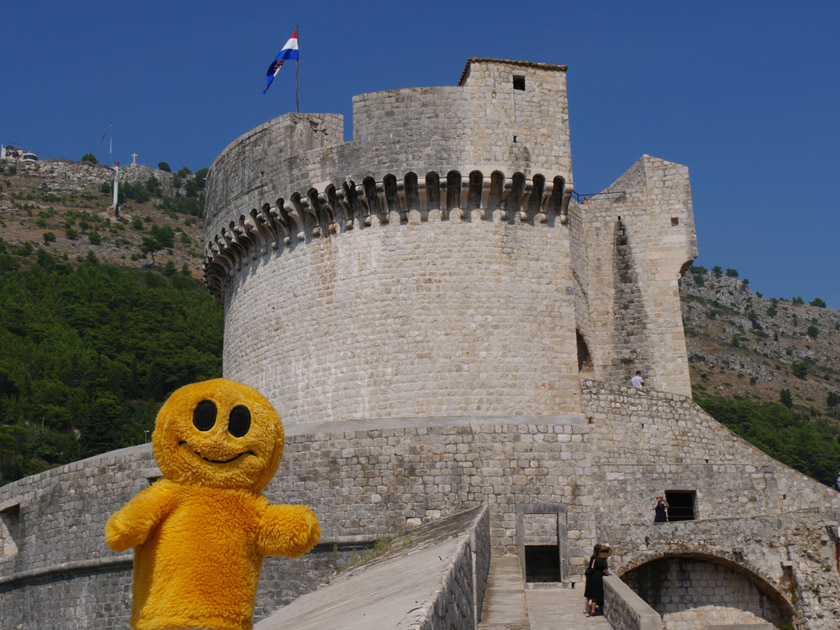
620 554 794 629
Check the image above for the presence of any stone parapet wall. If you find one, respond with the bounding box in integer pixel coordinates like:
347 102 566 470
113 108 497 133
256 506 490 630
604 575 663 630
204 58 572 261
416 516 480 629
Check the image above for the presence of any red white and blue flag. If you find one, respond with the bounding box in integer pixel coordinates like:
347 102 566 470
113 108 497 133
263 29 299 94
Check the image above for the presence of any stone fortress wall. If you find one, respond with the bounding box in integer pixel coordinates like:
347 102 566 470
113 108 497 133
2 383 839 627
2 57 840 629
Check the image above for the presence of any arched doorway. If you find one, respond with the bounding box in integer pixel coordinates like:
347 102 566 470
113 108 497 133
621 554 794 629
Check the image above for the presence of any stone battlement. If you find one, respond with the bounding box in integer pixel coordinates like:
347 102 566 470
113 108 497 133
203 168 571 301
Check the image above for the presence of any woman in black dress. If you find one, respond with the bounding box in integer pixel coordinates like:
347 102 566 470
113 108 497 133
654 496 669 523
584 544 610 616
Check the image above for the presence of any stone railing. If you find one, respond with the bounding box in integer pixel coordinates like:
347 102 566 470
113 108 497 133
604 575 662 630
203 169 571 300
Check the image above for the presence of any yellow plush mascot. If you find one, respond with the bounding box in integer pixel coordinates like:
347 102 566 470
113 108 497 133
105 379 320 630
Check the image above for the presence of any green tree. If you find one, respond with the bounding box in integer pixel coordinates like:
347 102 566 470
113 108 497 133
827 392 839 415
807 325 819 339
791 362 808 380
140 236 162 264
725 268 739 278
158 162 172 172
163 260 177 277
712 265 723 277
792 296 804 305
177 167 192 178
88 231 102 245
145 176 163 197
810 297 826 308
42 232 56 244
65 228 79 240
780 388 793 409
151 225 175 248
81 153 99 164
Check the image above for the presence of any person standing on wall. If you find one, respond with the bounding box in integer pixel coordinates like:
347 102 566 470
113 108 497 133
654 495 669 522
584 544 611 616
631 371 645 388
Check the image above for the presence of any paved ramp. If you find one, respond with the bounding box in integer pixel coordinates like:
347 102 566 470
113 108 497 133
479 555 530 629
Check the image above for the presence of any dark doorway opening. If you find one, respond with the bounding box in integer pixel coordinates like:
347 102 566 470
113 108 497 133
524 545 561 582
576 329 593 372
665 490 696 521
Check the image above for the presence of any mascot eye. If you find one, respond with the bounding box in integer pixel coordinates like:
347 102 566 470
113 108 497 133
228 405 251 438
193 400 217 431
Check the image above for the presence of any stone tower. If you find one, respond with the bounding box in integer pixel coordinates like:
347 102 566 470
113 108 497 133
203 58 696 429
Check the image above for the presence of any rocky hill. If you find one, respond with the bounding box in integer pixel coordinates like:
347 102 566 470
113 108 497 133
0 157 206 276
680 268 840 419
2 155 838 421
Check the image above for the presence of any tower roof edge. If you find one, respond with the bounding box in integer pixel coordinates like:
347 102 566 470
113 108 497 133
458 58 568 85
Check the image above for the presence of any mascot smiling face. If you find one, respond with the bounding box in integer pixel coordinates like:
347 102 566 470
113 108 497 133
152 378 284 492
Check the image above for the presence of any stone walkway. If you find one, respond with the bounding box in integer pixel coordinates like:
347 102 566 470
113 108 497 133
525 586 612 630
480 555 612 630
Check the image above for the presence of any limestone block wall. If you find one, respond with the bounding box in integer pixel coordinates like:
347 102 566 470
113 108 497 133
4 383 840 627
599 511 840 629
204 58 571 252
577 156 697 396
222 216 580 428
625 556 788 628
204 113 345 240
582 381 840 525
603 575 663 630
0 446 361 629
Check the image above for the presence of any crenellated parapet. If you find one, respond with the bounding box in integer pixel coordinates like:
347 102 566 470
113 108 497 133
203 169 572 301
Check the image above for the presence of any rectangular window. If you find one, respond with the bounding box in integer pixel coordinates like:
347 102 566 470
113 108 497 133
665 490 696 521
513 75 526 91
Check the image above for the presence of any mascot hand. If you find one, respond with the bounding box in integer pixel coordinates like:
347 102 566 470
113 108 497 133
258 504 321 558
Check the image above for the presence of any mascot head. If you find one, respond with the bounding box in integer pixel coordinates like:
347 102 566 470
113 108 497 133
152 378 284 491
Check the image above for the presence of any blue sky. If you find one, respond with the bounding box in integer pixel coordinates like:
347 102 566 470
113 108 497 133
3 1 839 307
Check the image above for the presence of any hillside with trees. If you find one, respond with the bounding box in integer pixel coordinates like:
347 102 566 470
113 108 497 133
0 243 222 482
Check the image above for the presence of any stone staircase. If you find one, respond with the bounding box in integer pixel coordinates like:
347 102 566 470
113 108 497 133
479 555 612 630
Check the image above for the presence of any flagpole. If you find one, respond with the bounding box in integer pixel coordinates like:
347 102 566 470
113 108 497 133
295 25 300 113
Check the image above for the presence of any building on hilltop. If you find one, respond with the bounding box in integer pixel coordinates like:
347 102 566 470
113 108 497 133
1 58 839 629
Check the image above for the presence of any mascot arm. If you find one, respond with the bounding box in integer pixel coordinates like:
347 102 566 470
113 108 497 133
105 481 177 552
258 504 321 558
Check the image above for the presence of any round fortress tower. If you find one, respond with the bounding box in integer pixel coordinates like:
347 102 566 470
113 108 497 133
204 58 697 428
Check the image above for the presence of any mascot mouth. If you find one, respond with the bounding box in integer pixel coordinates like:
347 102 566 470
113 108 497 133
179 440 256 464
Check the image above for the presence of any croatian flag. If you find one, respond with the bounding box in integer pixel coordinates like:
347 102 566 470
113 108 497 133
263 29 299 94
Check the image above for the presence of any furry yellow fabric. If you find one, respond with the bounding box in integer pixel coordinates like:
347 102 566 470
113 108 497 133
105 379 320 630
